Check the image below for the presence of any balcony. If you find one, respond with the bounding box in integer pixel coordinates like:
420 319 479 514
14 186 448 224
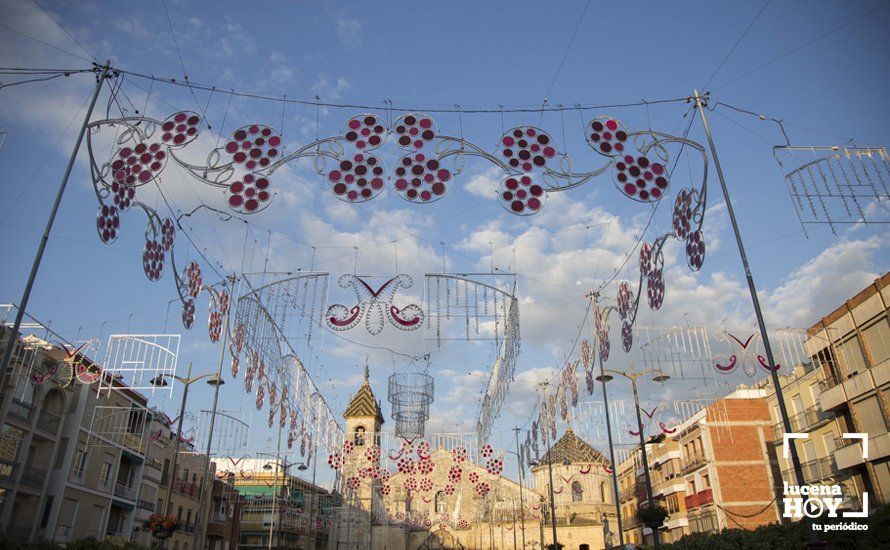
773 405 833 439
54 525 73 542
174 479 200 498
684 488 713 510
114 482 137 501
8 398 34 423
681 452 707 473
0 458 17 482
821 360 889 412
20 465 47 489
137 499 154 511
836 432 890 470
618 486 635 502
36 411 61 435
209 512 227 525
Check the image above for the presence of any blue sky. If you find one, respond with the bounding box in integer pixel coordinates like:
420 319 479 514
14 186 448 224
1 0 888 481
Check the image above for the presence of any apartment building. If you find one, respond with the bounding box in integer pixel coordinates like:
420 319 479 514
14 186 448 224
794 273 889 505
0 325 152 544
221 457 330 549
0 316 239 549
616 389 781 546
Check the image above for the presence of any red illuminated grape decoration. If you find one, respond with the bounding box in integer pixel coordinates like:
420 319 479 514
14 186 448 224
328 153 386 202
393 153 451 203
614 154 668 202
498 175 545 215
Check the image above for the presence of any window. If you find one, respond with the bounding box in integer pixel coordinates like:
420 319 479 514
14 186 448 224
354 426 366 446
99 461 112 488
838 337 866 376
861 320 890 366
571 481 583 502
71 449 88 481
435 491 446 514
792 394 804 416
823 432 836 456
852 396 887 434
701 473 710 489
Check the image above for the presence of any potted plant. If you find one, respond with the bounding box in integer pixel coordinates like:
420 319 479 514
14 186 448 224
637 504 669 529
141 513 181 540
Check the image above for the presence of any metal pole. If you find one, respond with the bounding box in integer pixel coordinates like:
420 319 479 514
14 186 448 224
692 90 807 489
307 443 319 550
163 362 192 550
511 498 517 550
545 434 557 549
513 428 527 549
194 276 234 550
630 374 659 550
0 64 110 409
268 419 284 549
593 295 625 549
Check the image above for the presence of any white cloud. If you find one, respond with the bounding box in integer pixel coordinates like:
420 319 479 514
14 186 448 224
335 18 363 49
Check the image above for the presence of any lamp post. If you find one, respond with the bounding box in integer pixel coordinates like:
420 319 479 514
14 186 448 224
596 362 669 550
529 401 566 550
150 364 224 548
257 451 309 550
512 428 528 549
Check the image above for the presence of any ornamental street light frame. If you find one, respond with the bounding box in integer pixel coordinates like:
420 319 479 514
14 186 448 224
596 362 669 550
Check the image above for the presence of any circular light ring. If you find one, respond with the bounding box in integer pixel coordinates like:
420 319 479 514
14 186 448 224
328 153 386 202
417 458 434 475
621 321 633 353
639 242 653 276
244 364 255 393
498 174 546 215
616 281 633 321
481 443 493 458
415 439 432 458
185 261 202 298
111 142 167 187
686 230 705 272
255 383 265 410
392 113 437 150
485 457 504 476
227 172 273 214
96 203 120 244
672 188 698 240
448 465 462 483
111 180 136 211
224 124 282 171
498 127 557 172
444 484 455 496
419 478 433 493
475 482 490 496
451 447 468 463
328 451 344 470
142 239 165 281
381 484 391 496
614 154 669 202
209 311 223 343
161 111 201 148
344 114 387 151
160 218 176 251
599 330 611 363
393 152 451 203
647 268 665 310
468 471 479 484
586 116 629 157
397 456 416 474
182 299 195 329
348 476 361 490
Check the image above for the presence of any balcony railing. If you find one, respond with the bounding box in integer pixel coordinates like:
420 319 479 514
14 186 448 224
114 482 137 501
20 465 47 489
773 405 833 439
681 452 707 473
36 411 61 434
783 457 835 484
8 398 34 423
137 499 154 511
209 512 227 525
174 479 200 498
684 488 713 510
0 458 17 481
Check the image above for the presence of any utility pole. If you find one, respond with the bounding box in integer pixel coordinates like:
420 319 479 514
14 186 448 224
589 292 625 549
0 63 112 425
513 427 527 549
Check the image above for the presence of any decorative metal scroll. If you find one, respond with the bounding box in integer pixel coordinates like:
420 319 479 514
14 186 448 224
97 334 180 396
85 109 707 216
424 273 521 447
637 325 716 381
325 274 423 335
195 409 251 457
85 405 151 455
774 146 890 235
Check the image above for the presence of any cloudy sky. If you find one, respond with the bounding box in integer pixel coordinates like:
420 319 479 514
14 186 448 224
0 0 888 481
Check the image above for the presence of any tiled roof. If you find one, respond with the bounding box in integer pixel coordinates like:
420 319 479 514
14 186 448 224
537 429 606 465
344 368 384 423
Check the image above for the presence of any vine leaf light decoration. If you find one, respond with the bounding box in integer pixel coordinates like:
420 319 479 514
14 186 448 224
774 146 890 236
326 274 424 335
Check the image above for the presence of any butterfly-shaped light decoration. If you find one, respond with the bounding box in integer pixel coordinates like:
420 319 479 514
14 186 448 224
326 274 424 335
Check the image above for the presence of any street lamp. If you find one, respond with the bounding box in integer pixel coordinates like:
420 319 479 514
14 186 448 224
528 428 570 550
596 363 669 550
151 364 224 549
